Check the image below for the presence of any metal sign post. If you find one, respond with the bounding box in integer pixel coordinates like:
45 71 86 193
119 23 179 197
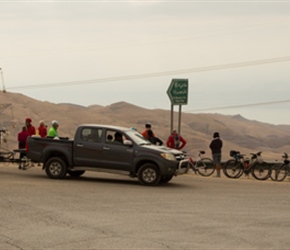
166 79 188 137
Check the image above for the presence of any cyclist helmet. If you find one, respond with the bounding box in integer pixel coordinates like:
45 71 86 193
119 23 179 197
51 120 59 126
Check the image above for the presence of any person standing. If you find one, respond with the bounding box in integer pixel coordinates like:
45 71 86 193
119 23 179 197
209 132 223 177
141 122 155 139
25 118 36 136
37 120 47 138
166 130 186 150
48 120 59 137
17 126 29 169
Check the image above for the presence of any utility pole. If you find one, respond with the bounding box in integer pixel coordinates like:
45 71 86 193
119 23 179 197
0 68 7 93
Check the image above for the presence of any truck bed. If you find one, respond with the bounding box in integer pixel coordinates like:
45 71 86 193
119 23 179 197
27 136 73 163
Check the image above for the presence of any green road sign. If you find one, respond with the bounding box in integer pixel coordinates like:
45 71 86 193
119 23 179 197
167 79 188 105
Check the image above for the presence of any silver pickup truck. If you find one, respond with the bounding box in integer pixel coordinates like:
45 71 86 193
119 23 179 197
27 124 188 185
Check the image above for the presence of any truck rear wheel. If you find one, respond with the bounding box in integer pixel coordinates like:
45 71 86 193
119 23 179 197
138 163 161 186
45 157 67 179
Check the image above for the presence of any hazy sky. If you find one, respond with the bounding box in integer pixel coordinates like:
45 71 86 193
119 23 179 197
1 0 290 125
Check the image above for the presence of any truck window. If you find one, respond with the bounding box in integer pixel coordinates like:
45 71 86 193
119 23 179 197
106 130 126 145
81 128 102 142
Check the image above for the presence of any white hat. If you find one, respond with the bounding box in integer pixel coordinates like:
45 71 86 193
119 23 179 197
51 120 59 126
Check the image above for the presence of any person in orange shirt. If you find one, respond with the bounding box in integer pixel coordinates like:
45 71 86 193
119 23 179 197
166 130 186 150
141 122 155 139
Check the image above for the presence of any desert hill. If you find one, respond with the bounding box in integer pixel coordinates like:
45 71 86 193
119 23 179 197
1 91 290 161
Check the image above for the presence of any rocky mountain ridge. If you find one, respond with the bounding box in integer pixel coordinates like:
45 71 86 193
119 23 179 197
1 91 290 161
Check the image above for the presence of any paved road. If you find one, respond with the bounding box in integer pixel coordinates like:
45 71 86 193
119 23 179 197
0 164 289 249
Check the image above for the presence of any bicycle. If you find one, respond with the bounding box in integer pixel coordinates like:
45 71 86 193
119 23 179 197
223 150 271 180
186 150 215 177
270 153 289 182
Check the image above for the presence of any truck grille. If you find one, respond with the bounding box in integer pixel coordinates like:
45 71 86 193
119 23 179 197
174 152 186 161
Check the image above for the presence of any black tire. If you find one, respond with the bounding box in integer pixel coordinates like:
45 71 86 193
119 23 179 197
251 162 271 181
44 157 67 179
138 163 161 186
67 170 85 177
235 165 245 179
223 159 243 179
270 164 288 182
160 175 174 184
196 158 215 176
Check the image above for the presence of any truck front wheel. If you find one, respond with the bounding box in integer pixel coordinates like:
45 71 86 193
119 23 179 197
45 157 67 179
138 163 161 186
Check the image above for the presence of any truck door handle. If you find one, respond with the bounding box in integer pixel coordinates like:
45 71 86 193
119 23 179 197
103 147 110 150
76 144 84 147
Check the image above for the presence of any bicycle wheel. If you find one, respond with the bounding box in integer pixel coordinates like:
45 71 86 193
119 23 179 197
270 164 288 182
196 158 215 177
251 162 271 181
223 159 243 178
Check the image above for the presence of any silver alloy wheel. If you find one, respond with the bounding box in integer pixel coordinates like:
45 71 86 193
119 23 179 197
138 163 161 185
45 157 67 179
142 168 157 183
49 162 62 176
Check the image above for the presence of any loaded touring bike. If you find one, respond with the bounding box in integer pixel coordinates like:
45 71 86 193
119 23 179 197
270 153 290 182
223 150 271 180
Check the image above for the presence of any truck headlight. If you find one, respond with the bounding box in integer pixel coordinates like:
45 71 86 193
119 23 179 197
161 153 175 161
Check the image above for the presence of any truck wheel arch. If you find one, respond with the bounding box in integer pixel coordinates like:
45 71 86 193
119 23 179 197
135 159 160 174
42 150 71 169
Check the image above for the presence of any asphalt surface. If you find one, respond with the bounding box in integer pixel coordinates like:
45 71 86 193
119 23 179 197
0 163 290 250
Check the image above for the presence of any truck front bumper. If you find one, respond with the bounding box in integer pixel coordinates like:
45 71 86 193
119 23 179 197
175 159 189 176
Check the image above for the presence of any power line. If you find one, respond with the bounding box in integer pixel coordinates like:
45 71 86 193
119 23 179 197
7 55 290 90
185 99 290 113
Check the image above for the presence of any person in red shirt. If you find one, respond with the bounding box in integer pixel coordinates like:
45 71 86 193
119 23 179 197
37 120 47 138
166 130 187 150
17 126 29 169
25 118 36 136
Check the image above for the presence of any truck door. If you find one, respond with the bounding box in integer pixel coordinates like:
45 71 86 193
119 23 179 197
73 127 104 167
101 129 134 171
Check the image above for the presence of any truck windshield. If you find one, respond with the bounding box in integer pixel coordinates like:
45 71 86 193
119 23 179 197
125 130 151 145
